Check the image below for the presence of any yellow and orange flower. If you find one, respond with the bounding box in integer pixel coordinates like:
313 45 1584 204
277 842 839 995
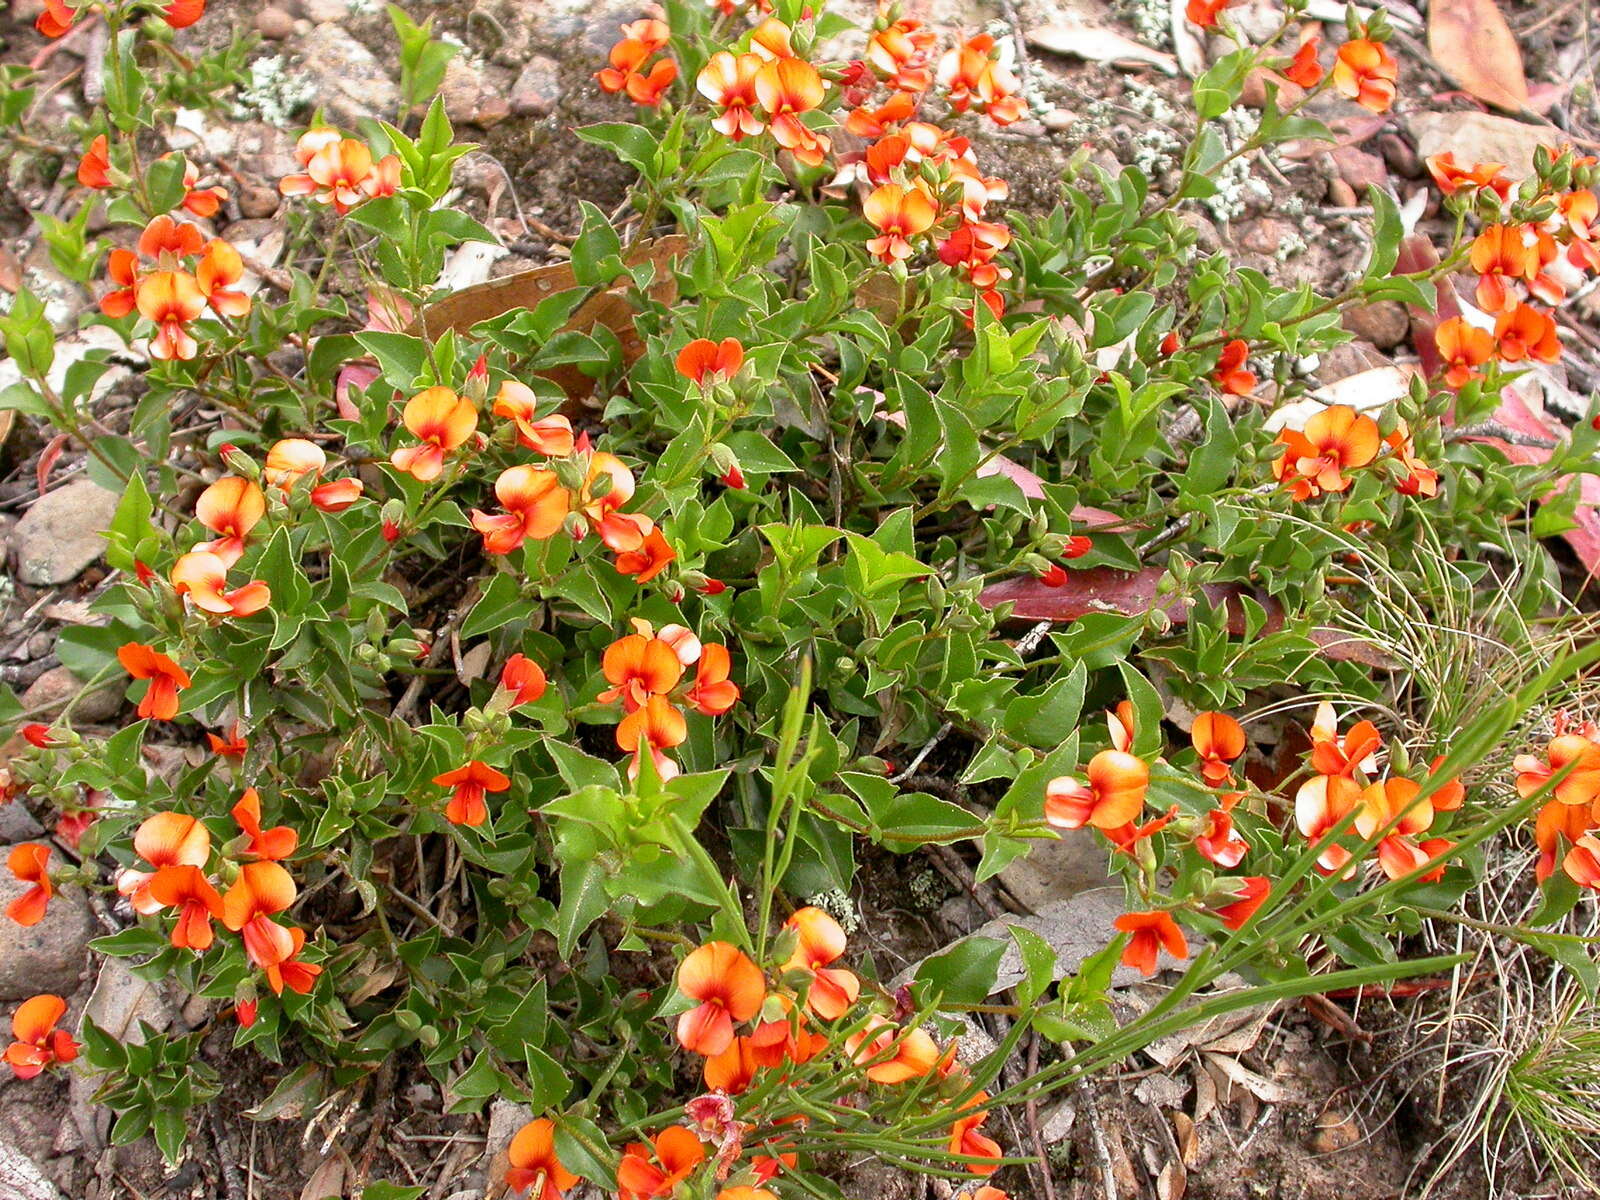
221 860 298 974
1470 224 1536 313
279 131 399 214
674 941 766 1057
147 865 225 950
1043 749 1149 830
1271 404 1381 500
471 466 570 555
264 438 327 490
493 382 576 457
617 694 688 781
1426 152 1510 199
846 1017 940 1083
1331 38 1398 113
863 183 938 264
1354 777 1434 880
616 1126 707 1200
196 239 250 319
1192 711 1246 785
754 58 830 167
233 789 298 861
1434 317 1495 390
1494 302 1561 364
195 475 265 567
505 1119 579 1200
698 52 765 140
391 386 478 482
781 906 860 1019
4 995 78 1079
601 632 685 711
137 270 206 361
171 551 272 618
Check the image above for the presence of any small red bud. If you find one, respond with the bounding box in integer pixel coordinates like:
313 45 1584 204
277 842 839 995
22 723 54 748
721 465 746 490
1038 564 1067 587
235 1000 258 1028
698 578 728 595
1160 331 1180 356
1062 535 1093 559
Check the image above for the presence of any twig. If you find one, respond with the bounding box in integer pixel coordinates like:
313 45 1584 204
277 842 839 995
889 721 952 783
1447 420 1560 449
1015 619 1053 657
923 843 1007 920
1074 1079 1119 1200
1025 1033 1060 1200
393 582 481 722
209 1108 248 1200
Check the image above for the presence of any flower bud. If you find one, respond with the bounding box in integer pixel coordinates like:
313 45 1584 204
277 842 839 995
220 444 260 479
395 1009 422 1032
462 353 490 404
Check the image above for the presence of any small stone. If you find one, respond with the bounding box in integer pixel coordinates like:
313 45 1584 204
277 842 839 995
1306 1107 1361 1154
254 6 294 38
10 480 120 586
1240 67 1303 110
294 24 401 126
1239 218 1284 255
237 185 280 218
301 0 347 22
0 805 45 843
510 55 561 117
1177 210 1223 254
1327 178 1358 207
1341 301 1410 350
1040 107 1076 132
1377 132 1421 179
26 633 53 659
0 856 95 1000
1319 340 1386 383
439 58 484 127
1327 145 1388 192
21 665 123 723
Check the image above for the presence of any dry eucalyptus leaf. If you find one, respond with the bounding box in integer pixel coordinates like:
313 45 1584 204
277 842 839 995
1427 0 1528 113
1190 1061 1218 1124
1026 23 1179 75
1202 1051 1290 1103
1157 1159 1187 1200
1171 1111 1199 1165
299 1150 351 1200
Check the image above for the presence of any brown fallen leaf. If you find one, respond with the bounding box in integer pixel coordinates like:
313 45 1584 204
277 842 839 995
1026 23 1179 75
976 569 1395 667
1427 0 1528 113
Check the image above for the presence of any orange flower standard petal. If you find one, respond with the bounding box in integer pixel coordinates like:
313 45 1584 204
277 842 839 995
232 789 299 861
5 995 78 1079
1331 38 1398 113
1113 910 1189 975
1043 749 1149 830
147 865 225 950
675 941 766 1056
433 760 511 827
505 1118 579 1199
5 844 52 927
195 475 266 567
171 551 272 618
117 642 191 721
391 387 479 482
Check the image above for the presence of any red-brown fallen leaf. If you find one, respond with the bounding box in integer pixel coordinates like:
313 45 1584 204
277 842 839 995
976 568 1393 666
1427 0 1529 113
1279 115 1388 161
1460 377 1600 576
1397 233 1459 380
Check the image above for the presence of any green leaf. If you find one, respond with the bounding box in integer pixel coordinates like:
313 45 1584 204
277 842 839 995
570 201 624 287
575 122 658 178
105 472 155 573
555 1116 617 1185
363 1185 428 1200
461 573 526 638
914 936 1007 1005
1365 186 1402 279
1010 925 1058 1006
556 858 610 958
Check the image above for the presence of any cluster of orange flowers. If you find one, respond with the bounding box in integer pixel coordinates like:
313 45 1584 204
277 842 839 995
93 215 249 361
598 18 680 106
37 0 203 39
1042 699 1467 976
1186 2 1392 113
279 129 401 215
6 797 319 1011
1426 150 1598 391
496 906 1016 1199
599 620 740 781
1270 404 1436 500
1514 713 1600 890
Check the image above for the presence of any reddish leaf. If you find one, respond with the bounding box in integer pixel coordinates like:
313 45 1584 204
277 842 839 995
1427 0 1529 114
977 569 1392 666
1397 234 1459 379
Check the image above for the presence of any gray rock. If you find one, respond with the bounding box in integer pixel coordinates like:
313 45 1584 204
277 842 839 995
20 665 123 723
294 24 401 126
999 831 1115 912
301 0 347 22
10 480 120 586
0 858 95 1001
1341 301 1411 351
510 55 561 117
0 805 44 843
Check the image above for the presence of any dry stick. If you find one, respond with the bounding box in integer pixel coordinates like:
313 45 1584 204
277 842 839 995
1445 420 1559 449
889 721 952 783
209 1108 248 1200
1025 1033 1061 1200
923 842 1008 920
1074 1079 1119 1200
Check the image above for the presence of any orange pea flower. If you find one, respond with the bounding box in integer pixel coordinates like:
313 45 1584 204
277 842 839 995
936 34 1024 124
78 135 112 188
264 438 327 489
1515 733 1600 807
5 844 52 927
686 644 740 716
601 633 685 710
117 642 191 721
433 760 511 828
1565 834 1600 889
1043 749 1149 830
1283 38 1324 88
948 1091 1002 1174
1294 774 1362 873
617 695 688 782
581 453 649 551
698 52 765 140
1331 39 1398 113
863 183 938 263
717 1189 777 1200
5 995 78 1079
1192 711 1246 784
493 382 576 457
676 337 744 386
754 58 830 167
703 1035 763 1094
1534 800 1596 882
781 906 860 1019
1470 224 1535 312
221 860 298 971
135 811 212 870
36 0 75 38
1213 875 1270 930
471 466 570 555
1271 404 1381 500
1386 422 1438 498
505 1118 579 1200
196 239 250 318
311 477 364 511
232 789 298 861
266 925 322 996
1212 339 1256 395
139 214 207 260
162 0 205 29
1114 909 1188 975
194 475 265 567
137 270 206 361
1494 302 1561 364
1186 0 1228 27
500 653 548 707
279 133 397 214
615 527 677 584
749 17 795 60
171 551 272 618
1354 777 1433 879
866 19 936 92
616 1126 707 1200
147 865 225 950
391 386 478 482
1434 317 1495 389
846 1017 940 1083
1195 808 1248 867
675 941 766 1057
1426 152 1510 199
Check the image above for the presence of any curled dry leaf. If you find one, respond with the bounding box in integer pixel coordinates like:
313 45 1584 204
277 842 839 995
1426 0 1528 114
1026 23 1180 75
977 568 1396 667
1203 1051 1290 1103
